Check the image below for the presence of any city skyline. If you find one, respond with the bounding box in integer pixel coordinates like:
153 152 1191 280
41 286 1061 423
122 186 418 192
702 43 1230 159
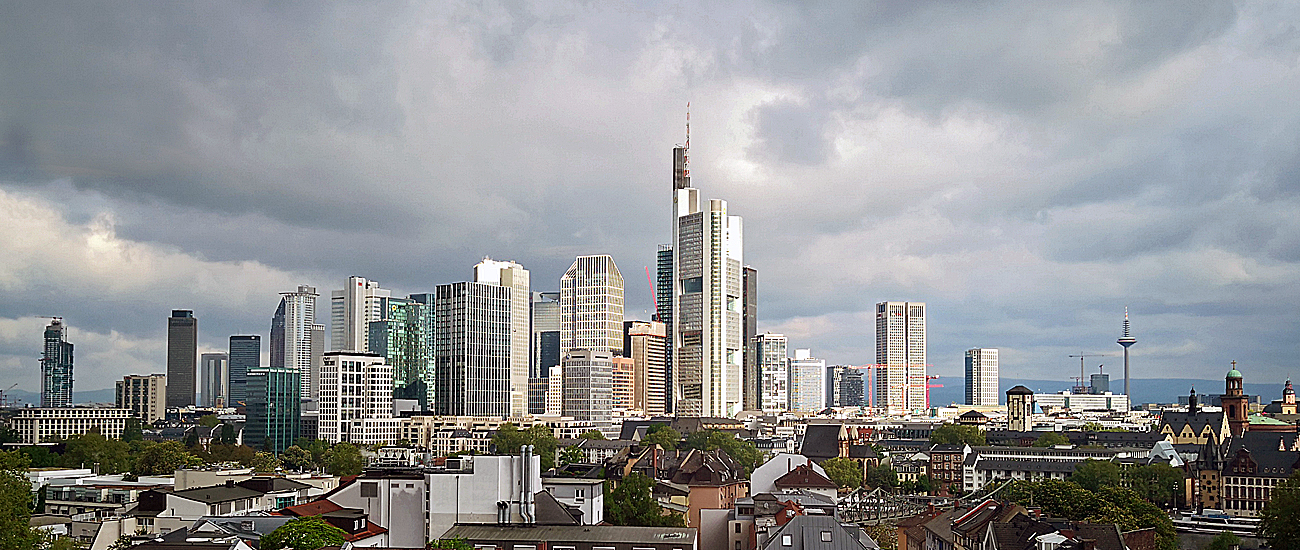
2 3 1299 392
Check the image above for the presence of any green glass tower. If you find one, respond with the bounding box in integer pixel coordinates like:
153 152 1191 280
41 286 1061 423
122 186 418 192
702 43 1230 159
244 367 300 452
369 296 434 410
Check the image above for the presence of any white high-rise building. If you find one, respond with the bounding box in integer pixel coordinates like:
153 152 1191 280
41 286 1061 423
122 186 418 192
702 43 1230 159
755 333 789 412
965 348 999 406
671 144 745 417
331 276 391 352
277 285 319 399
199 353 228 408
432 281 512 417
561 349 613 422
318 351 400 445
559 255 625 356
787 349 826 413
876 301 927 414
473 259 530 418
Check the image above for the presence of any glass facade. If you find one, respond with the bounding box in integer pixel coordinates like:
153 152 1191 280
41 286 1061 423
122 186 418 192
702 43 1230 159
245 367 300 453
227 335 260 406
41 319 74 408
369 296 433 410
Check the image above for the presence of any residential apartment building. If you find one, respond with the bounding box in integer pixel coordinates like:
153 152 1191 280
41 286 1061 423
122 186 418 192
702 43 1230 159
116 374 167 423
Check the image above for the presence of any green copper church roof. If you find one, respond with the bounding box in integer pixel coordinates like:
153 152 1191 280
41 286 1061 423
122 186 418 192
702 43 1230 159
1227 369 1242 378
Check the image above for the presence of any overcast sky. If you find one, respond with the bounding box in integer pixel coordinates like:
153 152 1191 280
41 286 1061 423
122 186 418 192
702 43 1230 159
1 1 1298 398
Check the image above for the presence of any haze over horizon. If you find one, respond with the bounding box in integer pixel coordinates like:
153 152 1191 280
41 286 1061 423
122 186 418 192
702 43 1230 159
2 2 1299 393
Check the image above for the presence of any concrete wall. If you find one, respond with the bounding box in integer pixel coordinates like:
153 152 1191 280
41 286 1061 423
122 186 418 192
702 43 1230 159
426 455 542 541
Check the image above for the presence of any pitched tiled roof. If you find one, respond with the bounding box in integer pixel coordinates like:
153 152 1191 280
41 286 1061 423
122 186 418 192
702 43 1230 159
773 464 836 489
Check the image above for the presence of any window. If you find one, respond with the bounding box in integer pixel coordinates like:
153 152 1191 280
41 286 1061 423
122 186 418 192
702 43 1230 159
360 482 379 498
735 524 741 533
782 534 793 546
821 531 833 542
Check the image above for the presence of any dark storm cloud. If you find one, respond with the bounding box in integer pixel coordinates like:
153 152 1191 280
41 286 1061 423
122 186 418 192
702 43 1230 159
0 1 1298 390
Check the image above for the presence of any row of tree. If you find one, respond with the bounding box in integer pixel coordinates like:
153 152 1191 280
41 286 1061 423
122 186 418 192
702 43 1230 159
491 424 765 476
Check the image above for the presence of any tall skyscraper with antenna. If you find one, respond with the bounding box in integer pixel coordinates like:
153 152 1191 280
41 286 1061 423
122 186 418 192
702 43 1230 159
1117 308 1136 396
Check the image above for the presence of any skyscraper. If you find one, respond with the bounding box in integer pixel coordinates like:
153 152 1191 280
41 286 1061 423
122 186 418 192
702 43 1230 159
474 259 530 417
244 366 300 452
274 286 319 399
166 310 197 408
671 143 745 417
875 301 926 414
530 291 561 379
742 266 758 411
756 332 788 412
369 296 434 409
40 318 74 408
559 255 625 356
964 348 999 406
624 320 668 416
655 244 674 412
787 349 826 413
433 281 511 417
200 352 228 407
331 276 390 352
227 335 260 406
115 374 166 423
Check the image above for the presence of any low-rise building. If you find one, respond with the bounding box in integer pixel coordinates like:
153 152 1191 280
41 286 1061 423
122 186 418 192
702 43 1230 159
542 477 605 524
440 524 698 550
9 407 130 443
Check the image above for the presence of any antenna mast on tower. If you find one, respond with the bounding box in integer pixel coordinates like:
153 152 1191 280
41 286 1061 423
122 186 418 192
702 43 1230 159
684 102 690 179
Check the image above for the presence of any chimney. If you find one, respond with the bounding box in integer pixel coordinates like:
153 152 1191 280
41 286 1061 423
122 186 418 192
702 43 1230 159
225 480 235 488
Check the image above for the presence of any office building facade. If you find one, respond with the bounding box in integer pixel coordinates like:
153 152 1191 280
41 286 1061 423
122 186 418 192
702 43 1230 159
244 366 300 453
531 291 560 379
227 335 260 406
12 408 129 444
787 349 826 413
559 255 625 356
370 296 434 409
433 281 511 417
964 348 999 406
875 301 927 413
655 244 674 412
319 351 400 445
199 353 228 408
562 349 613 422
611 356 634 412
671 142 744 417
742 266 758 411
272 285 319 399
40 318 74 408
474 259 530 417
331 276 391 352
624 320 668 416
115 374 167 423
166 310 198 408
756 333 789 412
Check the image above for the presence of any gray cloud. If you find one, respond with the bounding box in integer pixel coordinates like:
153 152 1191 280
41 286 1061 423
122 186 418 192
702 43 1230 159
0 1 1298 394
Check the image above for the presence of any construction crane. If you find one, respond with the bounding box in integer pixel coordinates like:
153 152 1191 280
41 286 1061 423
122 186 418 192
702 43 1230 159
0 383 17 408
1068 353 1113 394
849 363 934 411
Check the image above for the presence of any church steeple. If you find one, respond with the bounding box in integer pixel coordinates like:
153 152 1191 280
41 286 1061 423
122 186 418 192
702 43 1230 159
1223 361 1249 438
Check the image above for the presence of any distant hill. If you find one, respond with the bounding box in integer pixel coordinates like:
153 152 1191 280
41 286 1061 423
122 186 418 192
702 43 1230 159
2 388 118 406
926 377 1281 408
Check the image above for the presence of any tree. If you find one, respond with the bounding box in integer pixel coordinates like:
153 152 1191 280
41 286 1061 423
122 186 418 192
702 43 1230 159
282 445 313 472
1206 531 1241 550
1261 470 1300 549
1126 463 1184 508
324 443 365 476
866 464 898 491
259 516 347 550
606 473 685 527
1004 479 1177 550
204 443 257 465
20 446 61 468
558 445 585 467
929 424 985 446
914 475 933 495
133 441 200 475
0 451 41 549
294 439 331 470
822 458 863 490
122 418 144 443
578 430 606 440
198 415 220 428
682 430 763 476
490 424 558 471
250 452 282 473
1069 459 1120 492
62 429 132 473
640 425 681 451
428 538 473 550
1032 432 1070 447
220 423 237 444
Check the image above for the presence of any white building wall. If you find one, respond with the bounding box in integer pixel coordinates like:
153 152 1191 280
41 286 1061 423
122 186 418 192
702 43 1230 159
474 259 531 418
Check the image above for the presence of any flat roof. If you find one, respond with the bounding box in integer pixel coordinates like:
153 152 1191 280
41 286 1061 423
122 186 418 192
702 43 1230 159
442 524 697 544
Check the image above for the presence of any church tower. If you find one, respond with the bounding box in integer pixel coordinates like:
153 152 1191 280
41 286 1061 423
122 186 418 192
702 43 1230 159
1222 362 1248 438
